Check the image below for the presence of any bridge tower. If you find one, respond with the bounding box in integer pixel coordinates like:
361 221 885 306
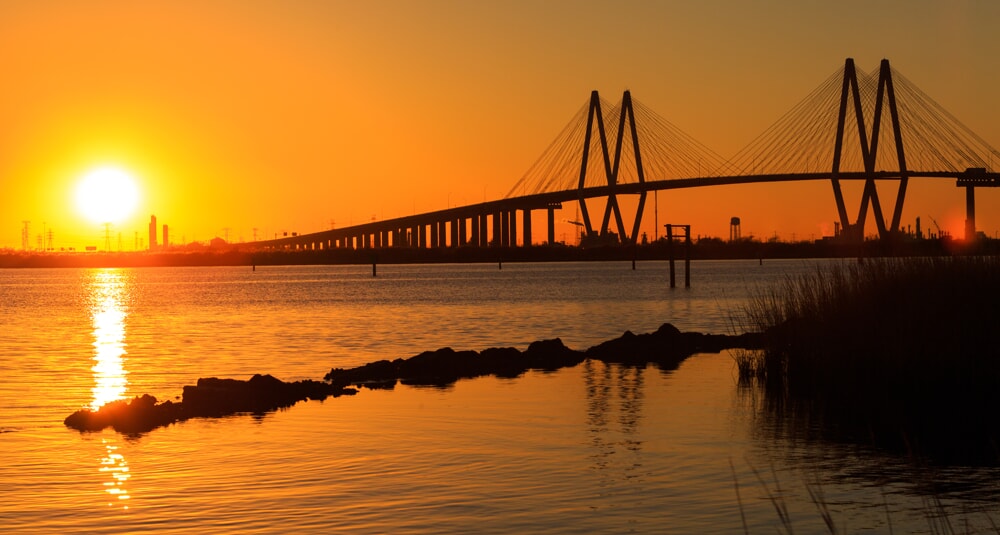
576 90 647 244
831 58 909 241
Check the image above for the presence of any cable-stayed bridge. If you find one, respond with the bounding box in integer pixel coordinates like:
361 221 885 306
256 58 1000 252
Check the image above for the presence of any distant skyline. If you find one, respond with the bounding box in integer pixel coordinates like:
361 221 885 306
1 0 999 250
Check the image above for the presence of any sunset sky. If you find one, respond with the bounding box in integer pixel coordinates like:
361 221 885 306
1 0 998 250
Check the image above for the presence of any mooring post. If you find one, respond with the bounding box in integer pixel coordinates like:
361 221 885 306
667 224 675 288
684 225 691 288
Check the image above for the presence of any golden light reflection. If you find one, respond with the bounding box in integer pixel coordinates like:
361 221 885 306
100 439 131 509
88 269 130 410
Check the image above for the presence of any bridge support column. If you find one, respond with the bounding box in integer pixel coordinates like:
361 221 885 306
547 207 555 245
509 210 518 247
470 215 480 247
419 225 427 248
966 186 977 241
522 209 532 247
458 218 467 246
430 223 439 248
499 212 509 247
450 219 459 247
482 214 491 247
438 221 447 248
507 210 517 247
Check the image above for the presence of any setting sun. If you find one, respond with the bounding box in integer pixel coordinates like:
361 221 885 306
75 167 141 224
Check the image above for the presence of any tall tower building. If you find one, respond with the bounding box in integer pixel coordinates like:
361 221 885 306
149 215 158 250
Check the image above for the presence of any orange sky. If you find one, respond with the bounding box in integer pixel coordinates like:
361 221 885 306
1 1 998 250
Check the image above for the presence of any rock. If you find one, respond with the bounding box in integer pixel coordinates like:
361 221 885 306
64 376 356 434
66 323 763 435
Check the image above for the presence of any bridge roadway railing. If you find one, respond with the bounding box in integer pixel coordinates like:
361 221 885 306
251 170 991 251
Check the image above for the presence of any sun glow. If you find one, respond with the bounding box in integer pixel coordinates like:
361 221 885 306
75 167 140 224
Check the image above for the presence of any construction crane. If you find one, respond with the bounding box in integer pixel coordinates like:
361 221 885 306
928 216 947 238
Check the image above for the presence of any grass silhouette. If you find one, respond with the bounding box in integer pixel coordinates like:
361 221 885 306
737 256 1000 464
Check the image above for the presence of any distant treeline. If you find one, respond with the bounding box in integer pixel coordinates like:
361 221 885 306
1 236 996 268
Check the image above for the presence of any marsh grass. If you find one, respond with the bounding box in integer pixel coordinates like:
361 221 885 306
738 256 1000 463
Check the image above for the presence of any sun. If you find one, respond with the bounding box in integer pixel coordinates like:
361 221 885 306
75 167 141 224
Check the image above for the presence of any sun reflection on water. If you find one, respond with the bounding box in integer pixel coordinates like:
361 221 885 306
88 269 130 410
87 270 134 510
100 439 131 509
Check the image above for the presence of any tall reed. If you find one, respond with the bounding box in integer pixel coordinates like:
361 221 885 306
740 256 1000 463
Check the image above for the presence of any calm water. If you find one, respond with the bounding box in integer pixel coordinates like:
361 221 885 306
2 260 998 533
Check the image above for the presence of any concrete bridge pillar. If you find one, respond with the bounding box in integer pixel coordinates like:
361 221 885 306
966 186 977 241
508 210 518 247
500 211 510 247
522 209 532 247
547 207 555 245
480 214 489 247
450 219 459 247
470 215 480 247
438 221 447 248
458 218 467 246
493 212 507 247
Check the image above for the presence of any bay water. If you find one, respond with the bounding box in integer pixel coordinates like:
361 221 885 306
2 260 998 533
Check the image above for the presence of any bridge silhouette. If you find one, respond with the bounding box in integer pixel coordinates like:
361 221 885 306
256 58 1000 252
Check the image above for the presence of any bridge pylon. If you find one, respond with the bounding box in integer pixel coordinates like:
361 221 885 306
831 58 909 241
577 90 647 244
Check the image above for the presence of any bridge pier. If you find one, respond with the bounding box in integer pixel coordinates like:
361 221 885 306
509 210 518 247
499 211 509 247
547 207 555 245
470 215 480 247
522 209 532 247
491 212 500 246
966 186 977 241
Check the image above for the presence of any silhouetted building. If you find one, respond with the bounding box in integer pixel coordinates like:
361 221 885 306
148 215 158 250
162 225 169 249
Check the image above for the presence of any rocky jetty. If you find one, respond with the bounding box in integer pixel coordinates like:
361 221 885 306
64 374 357 434
65 323 761 435
325 323 762 388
